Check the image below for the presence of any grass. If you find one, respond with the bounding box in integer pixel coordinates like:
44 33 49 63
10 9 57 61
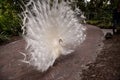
86 20 113 29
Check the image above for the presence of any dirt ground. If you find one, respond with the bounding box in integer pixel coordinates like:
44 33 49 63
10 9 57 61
0 25 104 80
0 27 120 80
81 34 120 80
0 36 21 45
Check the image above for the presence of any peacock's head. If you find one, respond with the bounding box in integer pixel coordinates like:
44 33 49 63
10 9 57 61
52 38 64 59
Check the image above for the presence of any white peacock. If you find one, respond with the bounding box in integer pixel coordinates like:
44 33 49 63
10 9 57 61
20 0 86 72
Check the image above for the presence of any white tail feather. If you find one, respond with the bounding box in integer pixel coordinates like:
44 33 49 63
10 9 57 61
21 0 86 72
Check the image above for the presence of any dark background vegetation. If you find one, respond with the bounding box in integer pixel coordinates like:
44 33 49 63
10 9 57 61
0 0 21 43
0 0 119 43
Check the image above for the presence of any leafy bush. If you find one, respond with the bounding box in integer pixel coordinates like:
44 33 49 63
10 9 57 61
0 32 10 43
86 20 101 25
87 20 112 29
0 0 21 43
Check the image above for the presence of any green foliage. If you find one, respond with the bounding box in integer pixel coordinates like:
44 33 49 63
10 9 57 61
0 0 119 43
87 20 112 29
88 0 114 28
86 20 100 25
0 31 10 42
0 0 21 43
72 0 119 28
86 1 113 29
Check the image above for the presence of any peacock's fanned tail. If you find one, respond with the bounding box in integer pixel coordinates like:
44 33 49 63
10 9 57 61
21 0 86 72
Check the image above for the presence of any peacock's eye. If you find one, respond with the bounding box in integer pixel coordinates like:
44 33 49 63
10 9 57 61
59 39 63 45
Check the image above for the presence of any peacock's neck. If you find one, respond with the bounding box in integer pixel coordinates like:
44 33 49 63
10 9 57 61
52 39 63 59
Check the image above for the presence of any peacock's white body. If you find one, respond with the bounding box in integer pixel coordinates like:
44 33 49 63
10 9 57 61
21 0 86 72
